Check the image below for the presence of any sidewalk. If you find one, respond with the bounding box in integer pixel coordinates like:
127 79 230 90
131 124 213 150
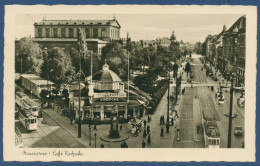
42 86 182 148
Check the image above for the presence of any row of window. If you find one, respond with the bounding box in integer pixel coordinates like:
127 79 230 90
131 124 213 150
35 27 120 39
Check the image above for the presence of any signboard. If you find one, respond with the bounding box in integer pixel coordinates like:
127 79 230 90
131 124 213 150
93 97 127 103
94 92 126 98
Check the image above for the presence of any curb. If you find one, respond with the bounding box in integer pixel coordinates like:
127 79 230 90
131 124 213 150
42 109 88 148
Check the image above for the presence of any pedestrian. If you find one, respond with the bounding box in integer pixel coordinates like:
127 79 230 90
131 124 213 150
143 119 147 127
100 143 104 148
135 127 138 137
147 134 151 144
162 115 165 125
120 124 122 131
147 125 150 134
142 140 146 148
160 127 164 137
94 124 97 131
70 114 73 125
171 117 174 125
123 141 128 148
143 129 147 138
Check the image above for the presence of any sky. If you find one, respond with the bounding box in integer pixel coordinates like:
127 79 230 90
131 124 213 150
15 14 243 43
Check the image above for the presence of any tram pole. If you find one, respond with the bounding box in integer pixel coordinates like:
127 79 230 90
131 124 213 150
227 74 235 148
166 71 170 133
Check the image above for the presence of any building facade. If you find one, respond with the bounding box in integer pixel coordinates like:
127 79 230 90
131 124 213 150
32 18 121 55
203 15 246 87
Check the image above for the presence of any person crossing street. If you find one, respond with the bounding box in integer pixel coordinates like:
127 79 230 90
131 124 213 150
160 127 164 137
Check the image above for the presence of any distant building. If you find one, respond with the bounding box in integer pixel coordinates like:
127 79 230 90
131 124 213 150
30 18 121 55
156 37 171 47
140 40 156 48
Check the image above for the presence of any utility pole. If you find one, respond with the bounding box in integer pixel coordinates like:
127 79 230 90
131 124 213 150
78 43 82 138
166 71 170 133
227 74 235 148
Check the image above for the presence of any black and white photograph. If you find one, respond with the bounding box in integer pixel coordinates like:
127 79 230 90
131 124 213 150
4 5 256 161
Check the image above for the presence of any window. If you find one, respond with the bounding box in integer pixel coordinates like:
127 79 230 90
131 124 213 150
85 28 90 38
61 28 66 37
102 28 106 37
93 28 98 38
69 28 73 37
53 28 58 37
45 28 50 38
38 28 42 37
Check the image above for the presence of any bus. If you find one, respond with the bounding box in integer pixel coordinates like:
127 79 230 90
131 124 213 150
18 108 37 131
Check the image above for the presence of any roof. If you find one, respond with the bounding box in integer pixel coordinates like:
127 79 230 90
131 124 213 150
205 121 220 138
21 74 41 80
34 19 121 28
30 79 55 85
225 15 246 34
33 38 78 42
92 63 121 82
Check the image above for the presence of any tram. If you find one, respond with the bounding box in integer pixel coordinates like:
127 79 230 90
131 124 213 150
15 92 29 107
23 99 41 117
201 111 221 148
18 108 37 131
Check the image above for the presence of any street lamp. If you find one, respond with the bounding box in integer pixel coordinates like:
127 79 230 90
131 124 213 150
89 125 92 146
166 71 170 133
227 66 237 148
173 63 179 103
76 42 85 138
94 133 97 148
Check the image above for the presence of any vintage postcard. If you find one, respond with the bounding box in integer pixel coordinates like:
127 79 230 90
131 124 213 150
3 5 257 161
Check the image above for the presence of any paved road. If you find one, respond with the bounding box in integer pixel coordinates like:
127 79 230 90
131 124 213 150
192 55 244 148
15 111 84 148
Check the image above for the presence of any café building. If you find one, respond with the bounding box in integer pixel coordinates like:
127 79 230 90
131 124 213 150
72 62 144 122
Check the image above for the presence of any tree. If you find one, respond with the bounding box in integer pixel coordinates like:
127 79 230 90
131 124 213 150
169 41 182 60
170 30 176 41
185 61 191 75
101 41 128 78
15 37 43 74
41 47 75 87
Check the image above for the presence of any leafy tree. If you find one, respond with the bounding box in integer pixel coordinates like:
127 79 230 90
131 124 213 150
15 37 43 74
185 61 191 75
41 47 75 87
169 41 182 60
101 41 128 78
40 89 48 100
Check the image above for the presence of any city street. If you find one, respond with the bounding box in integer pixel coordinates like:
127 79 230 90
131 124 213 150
191 54 245 148
15 54 244 149
15 111 84 148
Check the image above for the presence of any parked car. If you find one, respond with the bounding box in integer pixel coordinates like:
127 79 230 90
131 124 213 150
234 126 243 136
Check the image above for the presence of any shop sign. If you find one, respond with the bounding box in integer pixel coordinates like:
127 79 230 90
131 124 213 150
93 97 127 102
94 92 126 98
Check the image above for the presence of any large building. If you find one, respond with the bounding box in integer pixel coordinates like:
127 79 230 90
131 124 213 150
203 15 246 87
32 17 121 55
